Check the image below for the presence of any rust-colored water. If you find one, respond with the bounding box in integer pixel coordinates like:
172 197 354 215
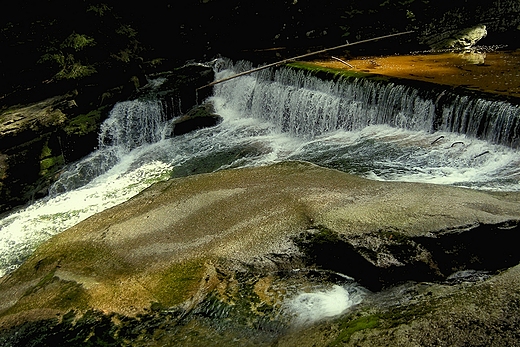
312 50 520 98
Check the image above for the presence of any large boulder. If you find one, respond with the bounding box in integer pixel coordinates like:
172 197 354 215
1 161 520 345
426 24 488 50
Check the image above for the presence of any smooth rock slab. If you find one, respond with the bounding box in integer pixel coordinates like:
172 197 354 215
0 161 519 343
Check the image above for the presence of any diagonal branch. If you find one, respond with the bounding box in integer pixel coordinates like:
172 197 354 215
196 30 414 91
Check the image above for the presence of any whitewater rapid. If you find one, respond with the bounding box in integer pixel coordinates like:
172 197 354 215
1 59 519 281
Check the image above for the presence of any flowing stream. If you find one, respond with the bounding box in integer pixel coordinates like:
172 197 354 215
1 59 519 320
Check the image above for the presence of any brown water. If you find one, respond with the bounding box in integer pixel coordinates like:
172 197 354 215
312 50 520 98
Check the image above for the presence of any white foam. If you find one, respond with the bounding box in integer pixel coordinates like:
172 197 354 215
0 158 173 278
283 285 364 325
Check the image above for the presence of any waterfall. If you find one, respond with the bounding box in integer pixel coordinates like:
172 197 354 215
1 97 178 277
437 94 520 148
50 98 172 195
213 61 520 148
98 100 169 151
2 58 520 279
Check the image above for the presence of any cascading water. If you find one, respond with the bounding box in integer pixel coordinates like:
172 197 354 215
212 59 520 189
1 57 519 304
283 284 365 326
50 99 171 195
0 95 177 277
214 60 520 147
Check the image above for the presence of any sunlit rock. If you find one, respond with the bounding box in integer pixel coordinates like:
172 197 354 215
429 24 488 50
1 161 520 345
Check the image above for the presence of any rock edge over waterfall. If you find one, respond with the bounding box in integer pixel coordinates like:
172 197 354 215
1 161 520 346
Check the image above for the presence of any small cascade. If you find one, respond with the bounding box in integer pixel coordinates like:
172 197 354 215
283 284 365 326
98 99 169 151
1 97 179 277
436 94 520 148
213 61 520 148
50 98 173 195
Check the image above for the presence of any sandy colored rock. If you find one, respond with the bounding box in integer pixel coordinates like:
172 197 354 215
1 161 519 326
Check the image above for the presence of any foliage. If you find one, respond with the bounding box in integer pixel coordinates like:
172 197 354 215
0 1 142 97
340 0 424 39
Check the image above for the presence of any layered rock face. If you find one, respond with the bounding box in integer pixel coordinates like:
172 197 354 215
1 162 520 346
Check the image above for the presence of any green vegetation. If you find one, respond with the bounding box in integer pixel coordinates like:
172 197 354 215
40 142 52 159
340 0 432 39
331 314 380 345
329 295 437 345
39 32 98 80
1 1 142 98
64 108 105 136
286 61 372 80
153 259 206 307
1 269 89 317
40 155 64 175
39 139 65 177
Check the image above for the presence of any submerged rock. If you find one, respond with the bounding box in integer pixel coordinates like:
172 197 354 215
1 161 520 345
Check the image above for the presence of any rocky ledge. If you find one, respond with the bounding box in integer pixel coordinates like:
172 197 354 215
1 161 520 346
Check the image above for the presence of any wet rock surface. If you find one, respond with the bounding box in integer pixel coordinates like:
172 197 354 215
170 102 222 136
1 161 520 346
310 49 520 99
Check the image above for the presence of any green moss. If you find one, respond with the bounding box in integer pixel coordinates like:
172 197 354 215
40 155 64 175
63 243 132 279
52 281 90 310
40 143 52 159
14 241 132 282
286 61 393 85
286 61 372 79
330 314 380 345
1 268 89 317
153 259 206 307
24 269 58 296
381 294 438 328
64 107 105 136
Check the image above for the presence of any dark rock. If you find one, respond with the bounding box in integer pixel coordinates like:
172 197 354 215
424 24 488 50
170 103 222 136
142 63 215 114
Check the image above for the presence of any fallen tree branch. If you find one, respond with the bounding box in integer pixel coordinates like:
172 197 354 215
331 56 354 68
196 30 414 91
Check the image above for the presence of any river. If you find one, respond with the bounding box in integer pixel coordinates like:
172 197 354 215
1 56 519 278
